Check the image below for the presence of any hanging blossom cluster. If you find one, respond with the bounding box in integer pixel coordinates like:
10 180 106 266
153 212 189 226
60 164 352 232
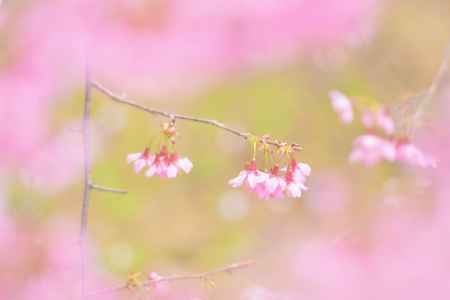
127 122 310 199
229 136 311 199
127 121 193 178
329 91 436 168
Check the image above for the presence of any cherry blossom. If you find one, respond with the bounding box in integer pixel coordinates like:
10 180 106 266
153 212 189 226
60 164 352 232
285 170 308 198
329 90 354 124
145 147 193 178
361 107 395 135
289 159 312 183
349 134 396 166
127 148 155 173
229 160 269 191
396 141 436 168
254 166 287 199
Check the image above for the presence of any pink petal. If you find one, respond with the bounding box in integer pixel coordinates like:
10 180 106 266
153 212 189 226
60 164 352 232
361 111 375 128
145 165 157 177
177 157 193 173
329 90 353 124
377 109 395 135
228 171 247 188
266 177 279 193
297 163 311 176
341 111 354 124
255 171 269 183
156 163 169 177
166 164 178 178
247 173 258 188
287 183 302 198
134 159 147 173
381 141 396 161
127 152 142 164
147 154 156 165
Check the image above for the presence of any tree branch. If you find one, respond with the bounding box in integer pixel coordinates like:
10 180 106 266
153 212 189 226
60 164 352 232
423 43 450 104
146 259 254 285
80 57 92 299
90 183 128 194
87 260 254 297
411 42 450 133
91 81 301 150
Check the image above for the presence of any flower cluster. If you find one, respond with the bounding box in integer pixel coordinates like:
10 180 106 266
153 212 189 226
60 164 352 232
329 91 436 168
128 125 310 199
127 122 193 179
128 147 193 178
229 158 311 199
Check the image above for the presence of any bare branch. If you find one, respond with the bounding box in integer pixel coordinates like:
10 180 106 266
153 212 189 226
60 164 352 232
87 260 255 297
91 81 301 150
90 183 128 194
411 42 450 133
144 259 254 286
423 43 450 104
392 41 450 137
80 57 92 299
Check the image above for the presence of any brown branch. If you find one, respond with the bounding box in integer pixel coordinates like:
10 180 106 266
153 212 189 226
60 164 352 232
91 81 301 151
90 183 128 194
87 260 254 297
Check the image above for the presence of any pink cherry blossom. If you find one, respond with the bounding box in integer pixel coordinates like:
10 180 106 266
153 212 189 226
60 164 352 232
396 141 436 168
349 134 396 166
329 90 354 124
362 107 395 135
164 153 194 178
127 148 155 173
145 148 193 178
254 166 287 199
285 170 308 198
229 160 269 191
290 159 312 183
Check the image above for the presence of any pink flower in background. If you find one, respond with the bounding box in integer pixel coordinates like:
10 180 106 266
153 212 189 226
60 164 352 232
0 215 119 300
329 90 354 124
349 134 437 168
0 0 380 192
128 148 155 173
20 128 86 194
3 0 380 97
229 160 269 190
362 107 395 135
307 172 350 216
396 141 436 168
349 134 396 166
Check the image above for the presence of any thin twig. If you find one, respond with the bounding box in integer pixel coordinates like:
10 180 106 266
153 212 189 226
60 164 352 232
91 81 301 150
90 183 128 194
422 43 450 104
411 42 450 134
80 57 92 299
87 260 254 297
145 259 254 285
